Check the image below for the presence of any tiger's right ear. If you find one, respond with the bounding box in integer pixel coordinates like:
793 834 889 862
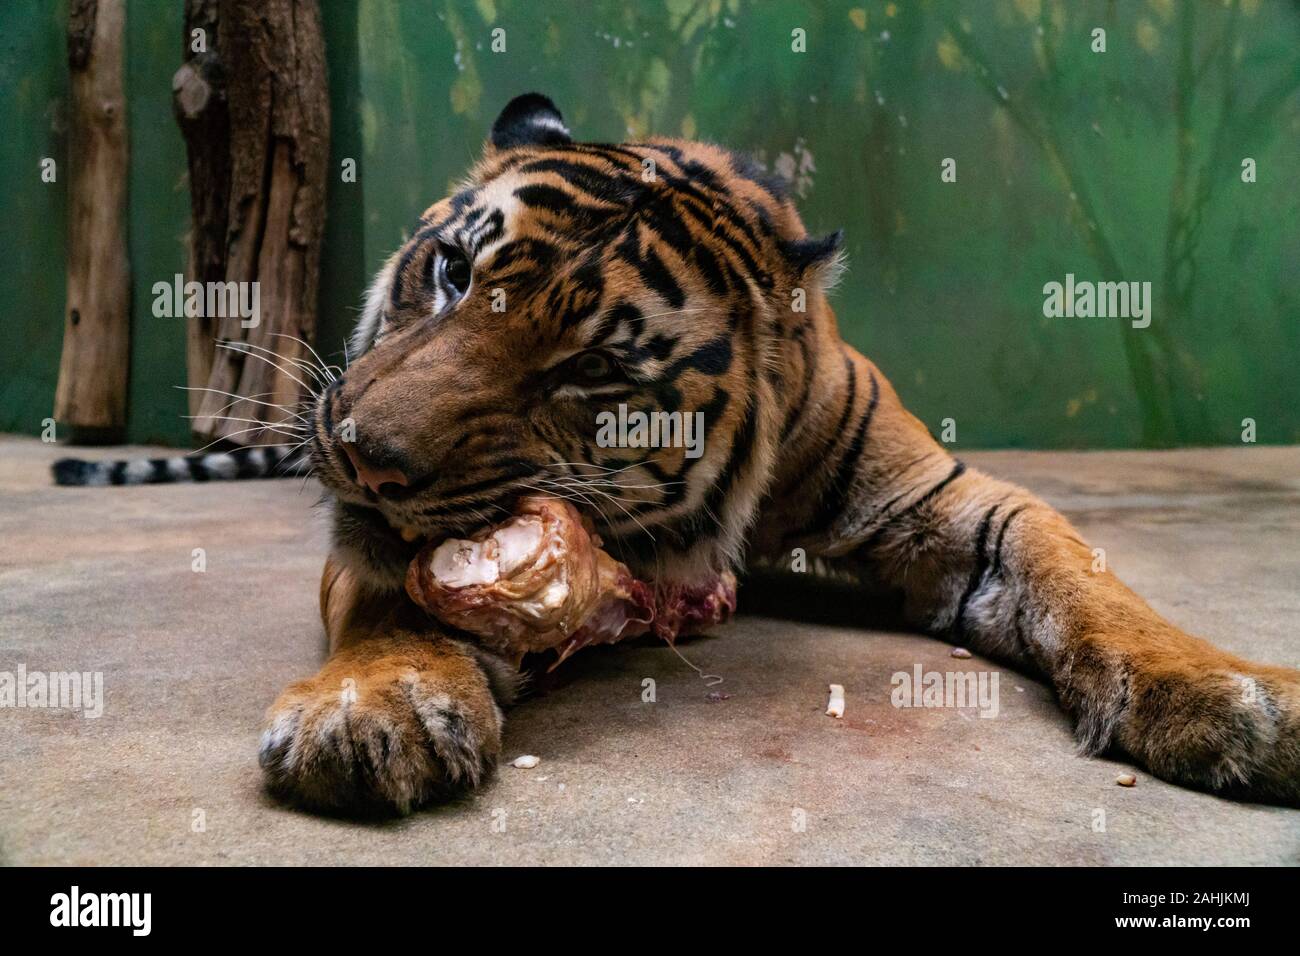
779 230 846 292
488 93 571 152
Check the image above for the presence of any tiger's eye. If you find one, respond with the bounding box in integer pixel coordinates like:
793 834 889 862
442 252 472 293
575 352 613 381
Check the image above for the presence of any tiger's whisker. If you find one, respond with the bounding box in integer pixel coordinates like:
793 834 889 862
187 427 308 456
182 414 305 432
216 338 332 388
175 385 310 423
222 337 335 388
214 342 317 395
267 332 344 383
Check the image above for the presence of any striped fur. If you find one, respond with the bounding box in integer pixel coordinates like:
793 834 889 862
315 119 834 591
52 446 307 486
252 94 1300 813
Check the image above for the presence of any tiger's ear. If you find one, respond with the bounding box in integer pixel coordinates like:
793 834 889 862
488 93 572 152
779 230 846 291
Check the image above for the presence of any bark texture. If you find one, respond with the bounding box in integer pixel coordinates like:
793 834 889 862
56 0 131 443
174 0 330 443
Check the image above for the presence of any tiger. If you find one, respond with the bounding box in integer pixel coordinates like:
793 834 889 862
58 93 1300 813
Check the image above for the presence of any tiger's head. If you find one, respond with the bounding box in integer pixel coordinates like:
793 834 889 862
315 94 843 591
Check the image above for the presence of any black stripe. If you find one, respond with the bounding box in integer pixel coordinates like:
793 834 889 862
618 144 773 290
799 369 880 536
802 353 856 474
569 143 650 170
587 302 643 347
664 335 733 377
864 477 920 526
485 237 559 274
626 143 771 278
390 231 438 311
674 199 771 290
435 463 535 502
513 184 614 233
779 328 814 441
516 157 641 206
108 462 127 485
414 486 519 519
953 505 999 641
186 457 210 482
556 254 605 330
657 385 731 507
267 447 291 475
617 226 684 309
230 447 261 479
832 355 858 436
639 198 694 260
417 187 481 237
855 460 968 555
674 177 770 278
643 333 675 361
991 504 1029 576
258 448 281 476
1012 602 1030 660
148 459 172 483
448 187 481 218
467 208 505 255
691 242 730 297
667 394 756 546
698 379 760 525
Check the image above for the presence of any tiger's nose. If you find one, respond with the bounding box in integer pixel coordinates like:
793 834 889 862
340 442 410 497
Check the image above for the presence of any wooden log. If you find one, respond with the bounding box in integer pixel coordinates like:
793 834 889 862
55 0 130 444
181 0 330 445
172 0 228 421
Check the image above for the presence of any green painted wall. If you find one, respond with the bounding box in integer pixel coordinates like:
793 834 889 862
3 0 1299 450
0 0 364 446
0 0 68 440
124 1 190 446
0 0 191 446
317 0 369 374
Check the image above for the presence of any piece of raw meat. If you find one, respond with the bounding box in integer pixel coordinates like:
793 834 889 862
404 496 735 667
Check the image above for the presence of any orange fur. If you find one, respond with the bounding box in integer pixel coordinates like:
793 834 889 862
259 95 1300 813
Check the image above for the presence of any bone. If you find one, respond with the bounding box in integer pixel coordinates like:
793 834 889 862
405 496 736 668
826 683 846 718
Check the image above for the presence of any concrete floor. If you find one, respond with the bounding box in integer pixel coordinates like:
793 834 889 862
1 434 1297 865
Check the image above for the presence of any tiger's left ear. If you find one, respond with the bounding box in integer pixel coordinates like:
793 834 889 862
779 229 846 291
488 93 572 152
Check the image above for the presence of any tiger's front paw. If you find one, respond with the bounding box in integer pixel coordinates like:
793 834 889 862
258 637 505 814
1103 652 1300 805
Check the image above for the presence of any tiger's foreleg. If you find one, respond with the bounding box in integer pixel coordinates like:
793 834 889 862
791 349 1300 803
257 556 518 813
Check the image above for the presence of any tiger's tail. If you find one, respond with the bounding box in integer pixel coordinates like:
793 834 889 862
51 445 310 487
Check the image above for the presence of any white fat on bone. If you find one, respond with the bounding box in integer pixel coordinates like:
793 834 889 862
429 537 500 588
404 497 664 666
493 518 545 575
429 516 546 588
426 515 572 620
826 683 845 719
